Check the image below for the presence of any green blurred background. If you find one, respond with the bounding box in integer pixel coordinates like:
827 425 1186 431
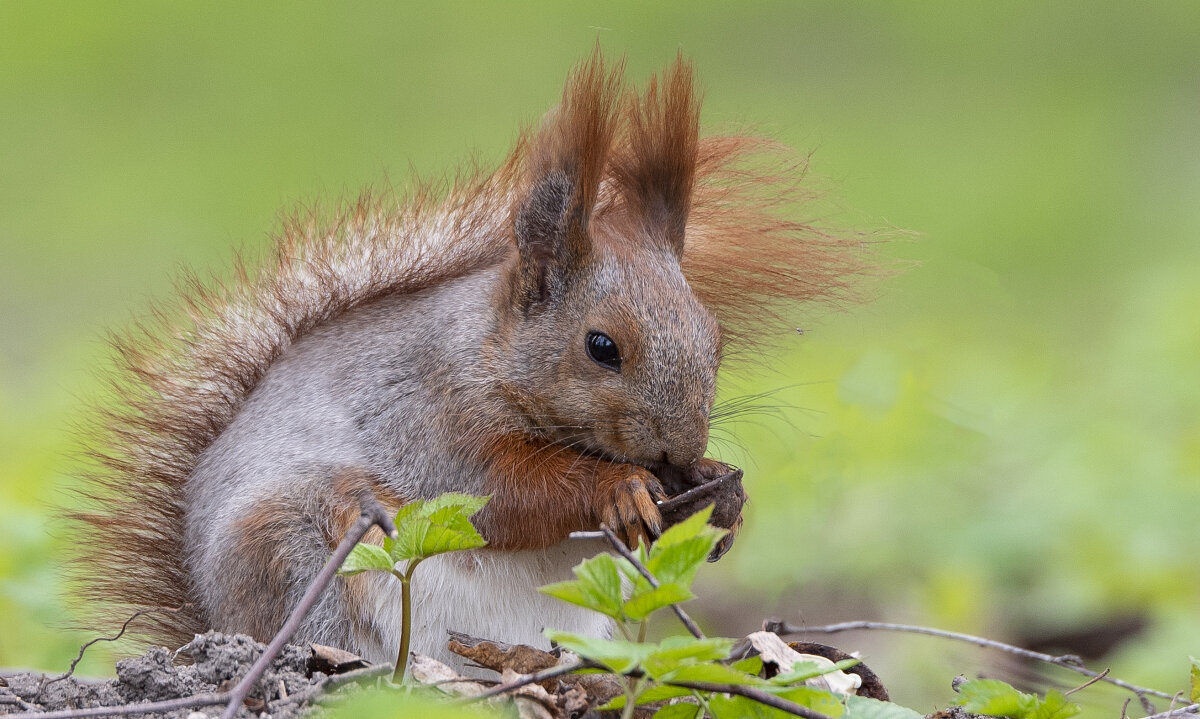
2 1 1198 713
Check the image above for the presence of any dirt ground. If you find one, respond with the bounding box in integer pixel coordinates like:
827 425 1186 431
0 632 348 718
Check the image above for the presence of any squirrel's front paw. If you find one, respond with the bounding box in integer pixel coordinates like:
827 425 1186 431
595 466 665 549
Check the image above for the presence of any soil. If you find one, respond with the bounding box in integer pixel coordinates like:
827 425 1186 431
0 632 354 719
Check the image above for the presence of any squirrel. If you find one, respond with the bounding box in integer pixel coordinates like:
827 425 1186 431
74 50 863 669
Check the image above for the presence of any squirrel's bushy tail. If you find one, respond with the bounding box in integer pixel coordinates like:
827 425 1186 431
71 49 868 647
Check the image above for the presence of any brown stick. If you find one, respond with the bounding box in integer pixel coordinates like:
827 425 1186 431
470 661 598 700
770 620 1177 703
599 524 704 640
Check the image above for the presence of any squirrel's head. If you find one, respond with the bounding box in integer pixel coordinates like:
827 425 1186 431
490 51 719 469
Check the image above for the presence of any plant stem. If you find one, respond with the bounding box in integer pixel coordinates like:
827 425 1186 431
620 678 641 719
617 621 635 642
637 620 648 643
392 560 422 683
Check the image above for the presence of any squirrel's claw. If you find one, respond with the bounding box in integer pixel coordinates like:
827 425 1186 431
596 466 663 550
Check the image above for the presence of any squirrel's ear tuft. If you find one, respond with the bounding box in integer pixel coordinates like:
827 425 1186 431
611 52 701 259
513 47 624 308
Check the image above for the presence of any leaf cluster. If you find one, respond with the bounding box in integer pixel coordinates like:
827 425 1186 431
540 506 726 623
538 506 912 718
339 493 489 575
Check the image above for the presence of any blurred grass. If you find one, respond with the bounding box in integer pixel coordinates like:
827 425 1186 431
1 0 1198 711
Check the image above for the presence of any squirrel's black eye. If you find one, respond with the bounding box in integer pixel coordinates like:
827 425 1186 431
585 331 621 372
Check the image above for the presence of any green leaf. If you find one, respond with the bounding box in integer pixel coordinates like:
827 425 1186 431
539 553 625 618
387 494 489 562
774 686 847 717
644 506 727 588
956 679 1033 717
771 657 861 685
664 660 769 686
1032 691 1082 719
337 542 395 575
545 630 652 674
623 582 694 621
653 703 704 719
655 504 716 548
709 688 845 719
647 535 720 587
955 679 1079 719
642 636 736 679
1190 657 1200 703
600 684 692 710
538 580 594 612
843 696 926 719
731 655 765 676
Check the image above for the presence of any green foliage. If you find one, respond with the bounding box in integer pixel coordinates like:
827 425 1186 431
842 696 926 719
954 679 1081 719
1190 657 1200 703
708 687 845 719
337 493 489 681
544 506 893 718
325 684 502 719
654 704 705 719
339 493 489 576
541 505 725 625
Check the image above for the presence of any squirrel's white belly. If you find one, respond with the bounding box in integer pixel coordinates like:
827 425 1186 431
356 541 612 673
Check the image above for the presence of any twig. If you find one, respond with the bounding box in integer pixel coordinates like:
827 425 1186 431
770 620 1178 702
220 496 397 719
1137 703 1200 719
664 679 835 719
0 693 40 712
271 663 393 710
1063 668 1109 696
16 498 396 719
470 661 596 701
599 524 705 640
466 654 833 719
8 692 230 718
43 605 191 689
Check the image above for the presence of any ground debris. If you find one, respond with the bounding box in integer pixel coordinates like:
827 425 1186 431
0 631 373 719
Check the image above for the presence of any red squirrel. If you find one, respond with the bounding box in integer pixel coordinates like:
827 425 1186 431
75 51 863 668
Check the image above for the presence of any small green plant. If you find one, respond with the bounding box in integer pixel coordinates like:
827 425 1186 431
337 492 489 682
540 505 922 719
335 494 1092 719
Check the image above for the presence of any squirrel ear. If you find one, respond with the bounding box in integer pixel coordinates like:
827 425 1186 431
611 53 700 259
512 48 623 307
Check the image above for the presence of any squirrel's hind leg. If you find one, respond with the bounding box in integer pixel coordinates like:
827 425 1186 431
192 470 399 662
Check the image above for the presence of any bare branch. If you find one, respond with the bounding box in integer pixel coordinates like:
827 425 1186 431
1137 703 1200 719
470 661 596 701
10 692 229 719
43 605 191 690
769 620 1177 702
1063 668 1109 696
599 524 704 639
